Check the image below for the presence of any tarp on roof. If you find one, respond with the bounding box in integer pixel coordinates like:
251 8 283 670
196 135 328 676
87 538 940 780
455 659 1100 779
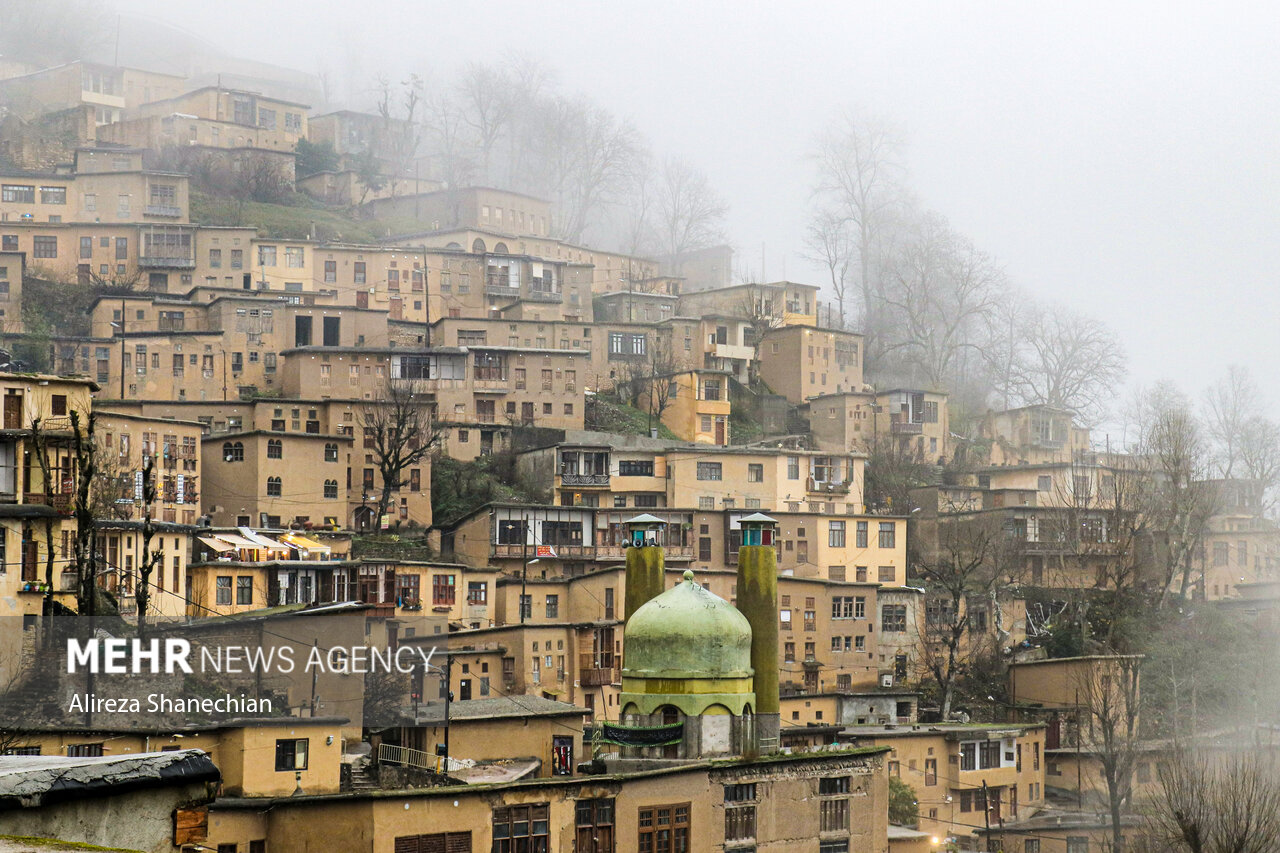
237 527 290 551
215 533 268 550
198 535 236 552
282 532 331 555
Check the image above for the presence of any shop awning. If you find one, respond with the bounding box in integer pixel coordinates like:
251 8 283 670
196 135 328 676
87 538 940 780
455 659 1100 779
198 536 237 552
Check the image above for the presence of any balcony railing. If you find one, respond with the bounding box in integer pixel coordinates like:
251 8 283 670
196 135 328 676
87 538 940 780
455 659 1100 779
139 255 196 269
891 421 923 435
806 477 850 495
145 204 182 218
561 473 609 487
595 544 694 562
24 493 72 514
491 543 594 559
581 667 619 686
526 288 562 303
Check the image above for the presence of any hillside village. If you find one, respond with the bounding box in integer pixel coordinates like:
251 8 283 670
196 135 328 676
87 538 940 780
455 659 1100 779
0 18 1279 853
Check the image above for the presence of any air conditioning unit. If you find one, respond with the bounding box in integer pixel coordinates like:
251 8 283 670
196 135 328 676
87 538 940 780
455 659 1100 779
881 674 894 688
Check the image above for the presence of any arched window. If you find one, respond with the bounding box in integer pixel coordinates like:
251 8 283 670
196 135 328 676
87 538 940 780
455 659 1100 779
493 242 509 255
471 238 486 254
445 241 463 250
223 441 243 462
266 476 282 497
324 479 338 499
267 438 282 459
324 442 339 462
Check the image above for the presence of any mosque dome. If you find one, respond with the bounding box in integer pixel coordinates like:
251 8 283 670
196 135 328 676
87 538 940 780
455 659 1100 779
622 570 753 680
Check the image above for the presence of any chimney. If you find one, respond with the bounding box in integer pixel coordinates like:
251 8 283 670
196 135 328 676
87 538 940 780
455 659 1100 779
622 514 666 621
735 513 780 750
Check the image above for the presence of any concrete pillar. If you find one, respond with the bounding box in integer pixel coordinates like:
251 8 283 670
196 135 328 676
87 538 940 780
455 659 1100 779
624 545 665 622
736 544 780 750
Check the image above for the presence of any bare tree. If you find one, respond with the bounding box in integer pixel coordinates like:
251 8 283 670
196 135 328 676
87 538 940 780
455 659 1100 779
879 211 1002 390
1133 384 1219 607
29 418 61 642
1147 748 1280 853
423 88 477 191
359 380 440 531
735 289 784 383
913 515 1019 719
374 73 423 197
812 110 905 362
802 208 855 329
1204 365 1257 479
657 157 727 271
1237 417 1280 514
1076 655 1144 853
1010 303 1127 424
456 63 515 183
134 456 164 638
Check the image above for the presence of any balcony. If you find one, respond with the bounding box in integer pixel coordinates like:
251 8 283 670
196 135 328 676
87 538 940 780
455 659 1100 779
581 667 618 686
139 255 196 270
807 477 850 495
145 204 183 218
561 473 609 487
490 543 595 559
595 544 694 562
24 493 72 515
713 342 754 362
526 287 562 303
891 421 923 435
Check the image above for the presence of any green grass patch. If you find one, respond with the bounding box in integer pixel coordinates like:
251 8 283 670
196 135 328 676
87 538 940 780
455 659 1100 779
190 191 425 243
584 397 679 440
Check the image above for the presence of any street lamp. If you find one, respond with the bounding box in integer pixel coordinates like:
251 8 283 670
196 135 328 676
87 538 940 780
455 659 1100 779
109 319 125 398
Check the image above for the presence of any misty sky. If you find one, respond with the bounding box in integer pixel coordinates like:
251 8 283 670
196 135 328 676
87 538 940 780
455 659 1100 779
112 0 1280 426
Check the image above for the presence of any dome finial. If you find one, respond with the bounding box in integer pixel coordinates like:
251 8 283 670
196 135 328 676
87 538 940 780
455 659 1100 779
683 569 695 582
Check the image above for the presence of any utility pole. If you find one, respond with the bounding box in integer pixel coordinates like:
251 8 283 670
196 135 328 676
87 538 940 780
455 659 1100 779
442 653 452 775
981 779 992 853
520 509 529 625
119 298 126 399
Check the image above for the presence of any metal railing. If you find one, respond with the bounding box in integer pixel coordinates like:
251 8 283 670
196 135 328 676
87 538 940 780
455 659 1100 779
379 742 434 771
562 473 609 487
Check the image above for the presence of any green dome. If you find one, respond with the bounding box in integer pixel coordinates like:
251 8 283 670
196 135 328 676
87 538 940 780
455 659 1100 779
623 571 753 680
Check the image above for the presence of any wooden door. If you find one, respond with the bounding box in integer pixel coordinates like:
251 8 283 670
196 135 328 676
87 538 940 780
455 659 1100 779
3 391 21 429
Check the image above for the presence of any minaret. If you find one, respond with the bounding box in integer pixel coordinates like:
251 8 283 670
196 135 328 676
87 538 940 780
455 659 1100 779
735 512 780 751
623 514 667 620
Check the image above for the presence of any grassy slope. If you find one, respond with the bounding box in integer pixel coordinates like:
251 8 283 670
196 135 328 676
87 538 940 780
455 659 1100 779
189 192 424 243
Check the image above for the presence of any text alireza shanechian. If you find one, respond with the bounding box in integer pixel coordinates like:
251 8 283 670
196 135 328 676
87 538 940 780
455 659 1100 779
65 638 439 675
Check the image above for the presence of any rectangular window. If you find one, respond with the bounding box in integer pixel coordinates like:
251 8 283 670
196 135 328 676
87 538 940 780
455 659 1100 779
1 185 34 203
33 236 57 258
696 462 722 481
354 261 366 283
881 604 907 632
747 463 763 482
274 738 308 771
856 521 868 548
618 460 654 477
637 803 689 853
216 576 232 605
40 186 66 204
493 803 549 853
878 565 896 583
829 520 846 547
878 522 896 548
432 574 456 606
285 246 304 268
236 576 253 605
545 594 559 618
787 456 799 479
